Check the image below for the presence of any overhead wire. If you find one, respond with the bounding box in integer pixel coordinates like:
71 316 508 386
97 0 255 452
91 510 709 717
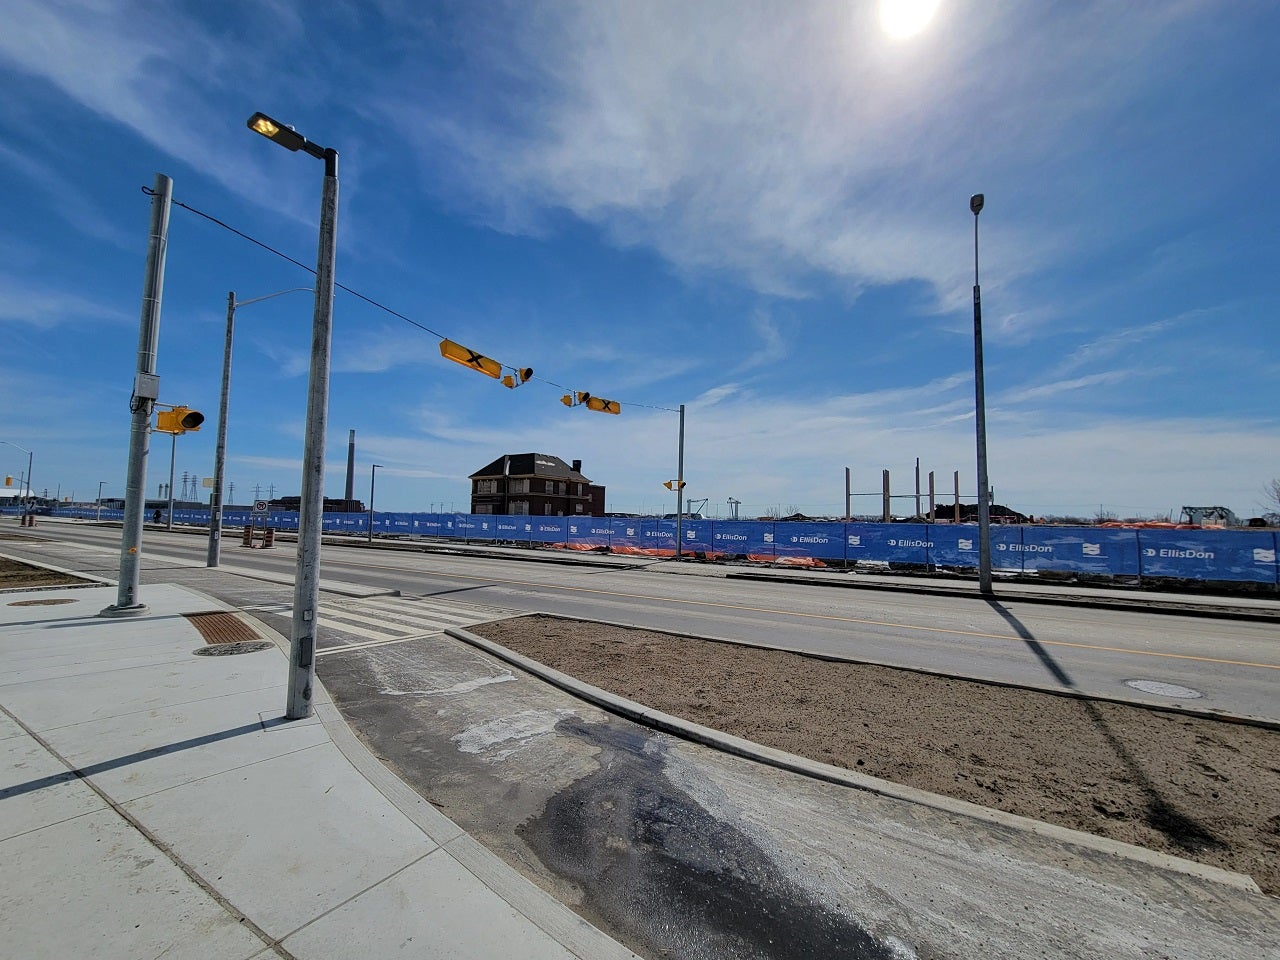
146 186 680 413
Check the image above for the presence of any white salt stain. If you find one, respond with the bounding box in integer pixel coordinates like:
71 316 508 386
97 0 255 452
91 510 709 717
378 672 516 697
452 709 576 760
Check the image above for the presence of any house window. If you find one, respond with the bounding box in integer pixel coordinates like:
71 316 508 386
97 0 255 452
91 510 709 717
544 502 555 515
509 501 529 515
576 483 583 496
475 479 498 494
508 478 529 494
474 504 493 514
546 480 555 493
574 503 584 513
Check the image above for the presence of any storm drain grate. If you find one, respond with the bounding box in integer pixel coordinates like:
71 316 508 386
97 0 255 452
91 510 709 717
184 611 261 645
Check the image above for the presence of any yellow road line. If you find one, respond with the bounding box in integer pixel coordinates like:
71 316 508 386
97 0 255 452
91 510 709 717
325 558 1280 672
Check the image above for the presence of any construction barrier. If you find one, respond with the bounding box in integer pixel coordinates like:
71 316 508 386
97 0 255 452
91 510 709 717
50 507 1280 586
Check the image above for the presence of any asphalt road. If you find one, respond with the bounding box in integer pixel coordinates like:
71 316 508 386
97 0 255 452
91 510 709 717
20 520 1280 721
5 518 1279 959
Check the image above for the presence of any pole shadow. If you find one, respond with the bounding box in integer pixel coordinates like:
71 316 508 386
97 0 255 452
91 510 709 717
984 598 1225 854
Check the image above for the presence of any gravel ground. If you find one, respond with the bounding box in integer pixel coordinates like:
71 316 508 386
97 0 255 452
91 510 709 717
469 613 1280 897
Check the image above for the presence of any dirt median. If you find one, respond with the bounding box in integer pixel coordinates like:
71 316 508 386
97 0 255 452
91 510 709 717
468 613 1280 897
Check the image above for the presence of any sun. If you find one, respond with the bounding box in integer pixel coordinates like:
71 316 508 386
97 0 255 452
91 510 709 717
879 0 941 40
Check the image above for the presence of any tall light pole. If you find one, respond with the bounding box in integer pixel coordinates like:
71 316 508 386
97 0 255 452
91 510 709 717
367 464 382 542
207 287 311 567
96 481 106 522
1 441 33 517
971 193 993 594
248 111 339 721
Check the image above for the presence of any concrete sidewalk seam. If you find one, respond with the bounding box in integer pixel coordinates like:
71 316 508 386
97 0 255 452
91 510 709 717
444 624 1264 896
0 700 292 958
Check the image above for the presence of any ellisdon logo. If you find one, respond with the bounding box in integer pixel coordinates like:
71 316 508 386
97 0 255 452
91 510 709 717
996 543 1052 553
763 533 775 543
1143 548 1216 559
847 535 861 546
1254 548 1275 563
716 533 748 541
958 538 973 550
790 536 828 544
1082 543 1101 556
888 539 933 548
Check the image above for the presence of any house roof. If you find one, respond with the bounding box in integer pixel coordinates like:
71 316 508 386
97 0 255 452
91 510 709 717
470 453 589 483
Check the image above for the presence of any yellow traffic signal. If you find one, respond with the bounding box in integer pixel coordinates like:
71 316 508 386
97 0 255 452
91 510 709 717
663 480 686 490
4 475 11 486
501 367 534 389
562 390 620 414
439 339 501 379
156 406 205 434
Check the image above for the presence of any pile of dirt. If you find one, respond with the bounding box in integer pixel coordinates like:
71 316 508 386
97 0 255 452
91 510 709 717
469 613 1280 897
0 555 86 590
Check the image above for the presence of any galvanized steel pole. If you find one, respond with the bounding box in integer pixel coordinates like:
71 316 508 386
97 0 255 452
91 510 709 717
103 173 171 617
287 148 338 720
971 193 993 594
675 404 685 559
207 292 236 566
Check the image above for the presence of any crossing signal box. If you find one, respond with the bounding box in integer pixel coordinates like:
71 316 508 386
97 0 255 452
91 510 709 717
156 406 204 434
439 339 502 379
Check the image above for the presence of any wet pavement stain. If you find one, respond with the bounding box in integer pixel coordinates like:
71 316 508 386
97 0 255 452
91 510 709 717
519 717 903 960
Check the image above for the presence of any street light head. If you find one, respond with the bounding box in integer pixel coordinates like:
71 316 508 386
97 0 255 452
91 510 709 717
970 193 985 216
247 112 307 152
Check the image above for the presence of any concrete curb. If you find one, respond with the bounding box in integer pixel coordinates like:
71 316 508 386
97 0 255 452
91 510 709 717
0 550 115 589
225 602 639 960
445 624 1263 896
726 570 1280 624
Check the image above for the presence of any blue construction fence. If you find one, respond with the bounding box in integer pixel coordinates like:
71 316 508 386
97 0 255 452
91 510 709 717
49 506 1280 586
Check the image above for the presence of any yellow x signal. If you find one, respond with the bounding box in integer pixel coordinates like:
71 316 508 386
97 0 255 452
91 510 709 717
439 339 501 379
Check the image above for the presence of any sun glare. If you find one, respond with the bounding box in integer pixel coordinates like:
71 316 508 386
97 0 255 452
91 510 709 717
879 0 941 40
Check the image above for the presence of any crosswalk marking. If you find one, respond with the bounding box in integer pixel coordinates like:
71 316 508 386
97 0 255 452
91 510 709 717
255 594 515 654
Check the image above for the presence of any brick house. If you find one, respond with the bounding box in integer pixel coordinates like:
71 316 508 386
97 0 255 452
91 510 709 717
469 453 606 517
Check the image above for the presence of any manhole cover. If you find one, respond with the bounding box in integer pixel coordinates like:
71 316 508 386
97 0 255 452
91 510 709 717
8 598 76 606
1124 679 1203 699
193 641 274 657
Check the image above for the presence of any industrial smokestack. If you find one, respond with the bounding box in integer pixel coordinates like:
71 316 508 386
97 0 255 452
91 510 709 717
345 429 356 505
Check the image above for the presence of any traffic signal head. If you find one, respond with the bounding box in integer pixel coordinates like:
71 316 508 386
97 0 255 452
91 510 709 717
585 395 620 415
560 394 574 407
501 367 534 389
439 338 502 379
156 405 204 434
4 475 11 487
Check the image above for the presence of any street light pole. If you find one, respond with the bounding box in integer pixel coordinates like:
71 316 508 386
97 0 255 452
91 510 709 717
368 464 382 542
207 287 311 568
248 112 339 720
971 193 993 595
96 481 106 522
675 404 685 560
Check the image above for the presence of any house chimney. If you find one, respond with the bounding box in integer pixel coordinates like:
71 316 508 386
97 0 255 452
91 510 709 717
572 459 582 473
345 430 356 505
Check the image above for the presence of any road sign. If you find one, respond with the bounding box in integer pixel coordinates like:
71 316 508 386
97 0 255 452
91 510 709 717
252 500 269 514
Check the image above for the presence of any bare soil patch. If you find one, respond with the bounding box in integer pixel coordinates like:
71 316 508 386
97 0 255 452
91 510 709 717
469 614 1280 896
0 555 87 590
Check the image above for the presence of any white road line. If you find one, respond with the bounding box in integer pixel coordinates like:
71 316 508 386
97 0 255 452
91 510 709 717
315 632 440 656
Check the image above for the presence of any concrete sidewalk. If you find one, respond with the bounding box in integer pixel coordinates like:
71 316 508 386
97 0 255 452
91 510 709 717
0 583 637 960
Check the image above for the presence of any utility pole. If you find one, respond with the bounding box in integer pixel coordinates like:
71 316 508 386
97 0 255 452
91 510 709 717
103 173 171 617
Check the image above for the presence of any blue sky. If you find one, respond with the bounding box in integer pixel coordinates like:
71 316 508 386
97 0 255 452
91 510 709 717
2 0 1277 520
